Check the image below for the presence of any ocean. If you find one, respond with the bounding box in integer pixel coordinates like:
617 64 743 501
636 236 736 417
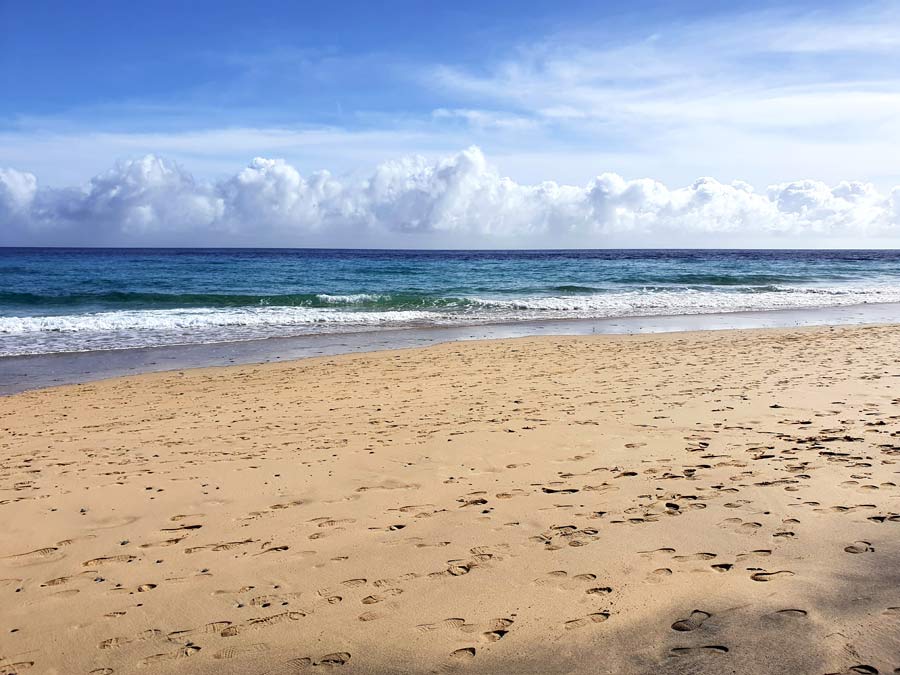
3 248 900 357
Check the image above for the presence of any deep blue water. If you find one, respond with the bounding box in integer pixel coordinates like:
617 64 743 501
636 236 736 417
3 248 900 355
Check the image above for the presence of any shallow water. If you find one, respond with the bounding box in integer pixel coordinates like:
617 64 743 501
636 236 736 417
4 301 900 395
4 248 900 356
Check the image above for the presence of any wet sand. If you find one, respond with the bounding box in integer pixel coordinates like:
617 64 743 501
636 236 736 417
6 300 900 396
2 325 900 674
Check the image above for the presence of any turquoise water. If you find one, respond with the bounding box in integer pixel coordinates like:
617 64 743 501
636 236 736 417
3 248 900 355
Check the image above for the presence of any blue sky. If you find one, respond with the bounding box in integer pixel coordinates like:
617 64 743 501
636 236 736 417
6 0 894 185
3 1 760 123
2 1 900 246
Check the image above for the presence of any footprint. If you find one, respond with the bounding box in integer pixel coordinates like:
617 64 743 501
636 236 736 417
750 570 794 582
316 652 351 667
671 610 711 632
99 636 131 650
313 518 356 528
270 499 305 510
257 545 290 555
449 648 476 659
186 538 257 554
482 618 514 633
212 642 269 660
2 547 62 565
445 563 472 577
221 611 305 636
82 555 136 567
844 541 874 554
140 537 186 549
495 490 527 499
361 588 403 604
259 657 314 674
774 609 808 618
161 523 202 532
669 645 729 657
736 549 771 560
250 592 303 608
673 552 716 562
141 644 201 665
564 612 610 629
168 621 233 643
41 571 94 587
417 618 466 632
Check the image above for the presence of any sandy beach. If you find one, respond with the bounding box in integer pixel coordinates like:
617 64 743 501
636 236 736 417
2 324 900 675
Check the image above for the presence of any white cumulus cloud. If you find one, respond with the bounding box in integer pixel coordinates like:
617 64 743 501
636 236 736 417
1 146 899 247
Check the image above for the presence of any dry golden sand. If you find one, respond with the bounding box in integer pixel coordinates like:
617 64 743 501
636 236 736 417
2 325 900 675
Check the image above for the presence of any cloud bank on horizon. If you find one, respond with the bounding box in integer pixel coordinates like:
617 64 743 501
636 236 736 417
2 147 899 248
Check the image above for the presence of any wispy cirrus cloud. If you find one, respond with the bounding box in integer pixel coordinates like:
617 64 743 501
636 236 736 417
425 3 900 187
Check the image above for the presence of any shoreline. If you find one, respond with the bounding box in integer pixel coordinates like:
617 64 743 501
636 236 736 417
5 300 900 395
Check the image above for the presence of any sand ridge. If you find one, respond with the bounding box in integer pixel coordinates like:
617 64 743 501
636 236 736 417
1 325 900 674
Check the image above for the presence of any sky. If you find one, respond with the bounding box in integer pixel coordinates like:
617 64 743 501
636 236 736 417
2 0 900 248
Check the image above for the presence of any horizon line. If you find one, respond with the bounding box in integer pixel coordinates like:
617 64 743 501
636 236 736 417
3 246 900 253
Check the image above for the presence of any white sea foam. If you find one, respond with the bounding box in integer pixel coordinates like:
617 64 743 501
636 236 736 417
0 306 440 335
468 285 900 315
315 293 383 304
3 283 900 356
